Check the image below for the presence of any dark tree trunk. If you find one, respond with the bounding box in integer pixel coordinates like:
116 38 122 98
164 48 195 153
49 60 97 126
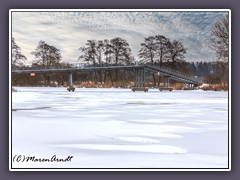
157 76 161 87
152 74 156 87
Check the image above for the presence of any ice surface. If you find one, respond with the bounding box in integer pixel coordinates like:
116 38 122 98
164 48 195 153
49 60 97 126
51 144 188 154
11 87 229 169
117 137 160 143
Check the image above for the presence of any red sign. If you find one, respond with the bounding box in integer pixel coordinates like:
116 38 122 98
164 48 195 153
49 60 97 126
30 73 35 77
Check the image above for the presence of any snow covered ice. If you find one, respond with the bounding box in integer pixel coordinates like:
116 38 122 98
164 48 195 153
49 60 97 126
11 87 229 169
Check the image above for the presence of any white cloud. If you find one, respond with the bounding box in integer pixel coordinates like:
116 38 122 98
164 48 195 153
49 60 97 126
11 10 227 64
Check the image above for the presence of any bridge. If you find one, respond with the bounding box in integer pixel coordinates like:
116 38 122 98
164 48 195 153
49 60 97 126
12 64 202 91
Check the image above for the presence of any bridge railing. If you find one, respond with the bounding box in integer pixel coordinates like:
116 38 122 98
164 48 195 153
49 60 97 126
146 64 201 83
11 63 136 71
12 65 69 70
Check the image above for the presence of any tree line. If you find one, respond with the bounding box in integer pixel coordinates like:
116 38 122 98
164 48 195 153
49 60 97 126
187 61 227 85
12 36 187 69
78 38 134 66
139 35 187 68
12 35 188 87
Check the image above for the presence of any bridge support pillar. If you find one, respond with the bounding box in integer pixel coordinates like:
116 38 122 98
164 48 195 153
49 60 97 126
159 76 172 92
132 68 148 92
163 76 170 87
67 72 75 92
68 72 73 87
135 68 145 87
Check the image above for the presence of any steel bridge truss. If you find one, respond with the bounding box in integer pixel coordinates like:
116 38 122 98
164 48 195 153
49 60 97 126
135 68 145 87
12 64 201 88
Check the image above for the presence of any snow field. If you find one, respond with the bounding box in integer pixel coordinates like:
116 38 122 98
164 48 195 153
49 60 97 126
11 87 228 168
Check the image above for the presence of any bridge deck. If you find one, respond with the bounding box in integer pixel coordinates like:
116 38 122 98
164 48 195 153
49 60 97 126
12 65 201 85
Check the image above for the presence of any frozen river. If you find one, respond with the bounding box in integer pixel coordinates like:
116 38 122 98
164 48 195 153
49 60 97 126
11 87 229 169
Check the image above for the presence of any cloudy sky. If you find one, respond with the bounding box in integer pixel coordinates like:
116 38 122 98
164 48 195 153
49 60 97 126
11 10 228 65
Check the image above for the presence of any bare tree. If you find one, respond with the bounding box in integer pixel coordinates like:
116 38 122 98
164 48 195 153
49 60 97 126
78 46 91 64
109 37 133 65
210 14 229 89
95 40 105 83
138 36 157 64
215 61 228 88
166 40 187 67
103 39 114 64
31 40 62 67
31 41 62 85
138 36 158 85
78 40 97 66
155 35 169 66
12 38 27 67
210 14 229 62
108 37 133 81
